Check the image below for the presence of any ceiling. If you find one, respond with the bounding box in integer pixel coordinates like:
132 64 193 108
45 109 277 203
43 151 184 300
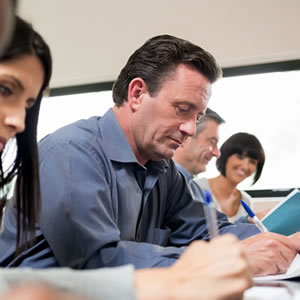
18 0 300 88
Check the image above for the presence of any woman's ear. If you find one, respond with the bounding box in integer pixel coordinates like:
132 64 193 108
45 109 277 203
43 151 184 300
127 78 147 111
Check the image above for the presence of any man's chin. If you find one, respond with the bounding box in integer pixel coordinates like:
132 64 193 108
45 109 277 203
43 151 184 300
198 166 206 173
197 162 208 173
151 148 176 161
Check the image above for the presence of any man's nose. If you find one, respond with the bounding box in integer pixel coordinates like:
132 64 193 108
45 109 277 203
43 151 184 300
179 119 196 137
211 145 220 158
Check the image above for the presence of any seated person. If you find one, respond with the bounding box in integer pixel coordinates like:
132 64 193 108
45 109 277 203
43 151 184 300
196 132 265 223
173 107 224 200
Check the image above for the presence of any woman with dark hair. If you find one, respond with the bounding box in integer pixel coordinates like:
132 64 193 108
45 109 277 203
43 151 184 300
0 15 52 252
196 132 265 223
0 15 252 300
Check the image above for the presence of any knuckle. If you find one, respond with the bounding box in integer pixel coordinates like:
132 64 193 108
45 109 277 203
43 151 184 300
266 250 277 260
264 239 278 249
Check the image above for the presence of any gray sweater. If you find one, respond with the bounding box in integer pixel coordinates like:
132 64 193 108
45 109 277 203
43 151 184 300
0 265 136 300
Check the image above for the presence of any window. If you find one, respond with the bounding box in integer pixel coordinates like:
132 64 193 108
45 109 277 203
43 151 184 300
38 68 300 191
204 70 300 191
38 91 114 140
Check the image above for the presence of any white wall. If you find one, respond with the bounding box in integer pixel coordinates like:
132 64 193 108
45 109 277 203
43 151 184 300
18 0 300 88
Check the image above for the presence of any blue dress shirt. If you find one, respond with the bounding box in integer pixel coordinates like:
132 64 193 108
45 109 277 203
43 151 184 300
0 109 260 269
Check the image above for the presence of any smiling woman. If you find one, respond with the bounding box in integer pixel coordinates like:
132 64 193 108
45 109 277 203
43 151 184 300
196 132 265 223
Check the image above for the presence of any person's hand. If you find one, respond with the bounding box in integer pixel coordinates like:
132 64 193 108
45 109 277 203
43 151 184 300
241 232 296 276
136 235 252 300
288 232 300 252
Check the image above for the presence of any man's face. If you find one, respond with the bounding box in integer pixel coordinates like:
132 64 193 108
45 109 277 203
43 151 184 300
183 119 220 175
132 64 211 164
0 0 14 56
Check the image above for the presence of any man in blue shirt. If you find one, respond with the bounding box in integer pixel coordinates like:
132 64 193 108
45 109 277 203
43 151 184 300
1 34 299 277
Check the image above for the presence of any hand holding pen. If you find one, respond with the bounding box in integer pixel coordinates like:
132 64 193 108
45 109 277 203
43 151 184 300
203 190 219 240
241 200 268 233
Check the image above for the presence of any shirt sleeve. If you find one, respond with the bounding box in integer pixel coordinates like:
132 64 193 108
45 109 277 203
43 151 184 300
0 266 136 300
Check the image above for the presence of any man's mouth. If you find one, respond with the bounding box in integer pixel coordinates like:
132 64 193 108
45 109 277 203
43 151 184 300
170 137 183 145
204 155 212 164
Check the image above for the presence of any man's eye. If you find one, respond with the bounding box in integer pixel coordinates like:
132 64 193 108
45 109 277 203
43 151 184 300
177 106 189 114
0 85 13 97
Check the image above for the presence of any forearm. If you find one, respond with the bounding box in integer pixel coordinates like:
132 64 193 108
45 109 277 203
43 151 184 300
82 241 183 269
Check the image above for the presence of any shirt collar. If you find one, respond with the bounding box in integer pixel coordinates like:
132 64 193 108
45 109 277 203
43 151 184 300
99 108 168 172
174 162 193 182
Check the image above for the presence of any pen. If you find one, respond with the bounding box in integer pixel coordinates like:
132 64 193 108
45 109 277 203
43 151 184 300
241 200 268 233
203 190 218 239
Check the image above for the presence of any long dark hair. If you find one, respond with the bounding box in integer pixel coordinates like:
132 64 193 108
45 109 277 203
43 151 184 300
0 16 52 252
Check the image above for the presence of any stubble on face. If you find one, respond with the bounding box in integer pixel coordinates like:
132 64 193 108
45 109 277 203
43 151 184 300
133 65 212 164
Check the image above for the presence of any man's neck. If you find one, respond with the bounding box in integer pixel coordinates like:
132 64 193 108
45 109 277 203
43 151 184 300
113 105 148 165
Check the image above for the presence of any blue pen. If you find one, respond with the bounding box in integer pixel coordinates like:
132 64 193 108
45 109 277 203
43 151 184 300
241 200 268 233
203 190 218 239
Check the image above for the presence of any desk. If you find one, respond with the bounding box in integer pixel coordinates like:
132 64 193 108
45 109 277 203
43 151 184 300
244 279 300 300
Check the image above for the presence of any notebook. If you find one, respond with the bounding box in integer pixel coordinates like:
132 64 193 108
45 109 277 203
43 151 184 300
262 189 300 236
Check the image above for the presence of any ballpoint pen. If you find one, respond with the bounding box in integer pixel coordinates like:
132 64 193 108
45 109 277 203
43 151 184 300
203 190 218 239
241 200 268 233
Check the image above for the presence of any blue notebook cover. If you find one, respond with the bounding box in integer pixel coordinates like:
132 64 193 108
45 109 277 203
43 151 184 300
262 189 300 236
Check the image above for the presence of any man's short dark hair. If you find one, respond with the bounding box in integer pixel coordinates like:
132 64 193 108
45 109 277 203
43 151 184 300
194 107 225 137
112 34 222 106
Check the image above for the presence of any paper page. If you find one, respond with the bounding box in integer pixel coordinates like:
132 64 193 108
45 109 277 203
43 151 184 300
244 286 292 300
254 254 300 281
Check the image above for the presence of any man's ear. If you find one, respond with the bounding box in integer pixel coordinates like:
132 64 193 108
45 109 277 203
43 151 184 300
127 78 147 111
